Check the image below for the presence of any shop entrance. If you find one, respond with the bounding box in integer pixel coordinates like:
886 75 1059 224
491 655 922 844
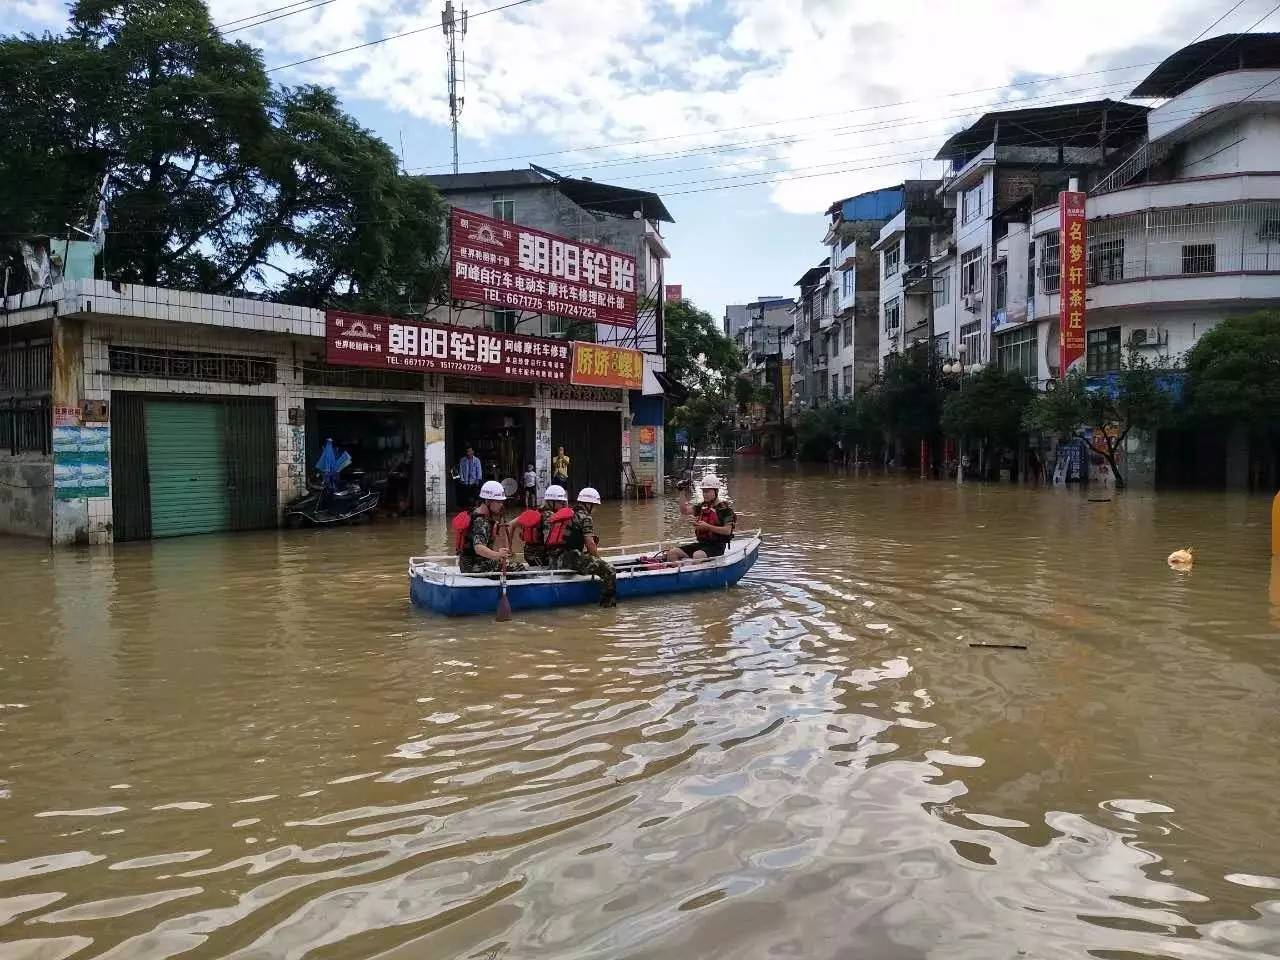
551 410 622 500
445 404 536 510
304 400 424 515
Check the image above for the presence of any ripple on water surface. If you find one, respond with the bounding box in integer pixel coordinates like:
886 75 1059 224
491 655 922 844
1 473 1279 958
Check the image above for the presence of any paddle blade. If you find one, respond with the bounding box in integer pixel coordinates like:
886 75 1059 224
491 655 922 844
495 590 512 621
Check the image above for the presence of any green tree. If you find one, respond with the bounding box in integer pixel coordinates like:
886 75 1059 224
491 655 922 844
1023 351 1174 488
0 0 444 311
663 299 742 390
670 391 736 469
879 345 942 449
1184 312 1280 438
942 366 1034 478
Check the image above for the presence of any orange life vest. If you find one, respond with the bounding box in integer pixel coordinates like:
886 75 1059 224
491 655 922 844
451 510 473 553
514 508 544 545
696 503 732 544
544 506 576 548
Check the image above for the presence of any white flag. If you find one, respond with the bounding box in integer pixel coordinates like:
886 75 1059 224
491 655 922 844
90 175 109 254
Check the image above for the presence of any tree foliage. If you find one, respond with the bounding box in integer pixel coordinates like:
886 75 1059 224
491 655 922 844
1184 312 1280 437
941 366 1034 448
1023 351 1174 487
0 0 444 311
878 346 942 441
794 389 884 460
663 299 742 391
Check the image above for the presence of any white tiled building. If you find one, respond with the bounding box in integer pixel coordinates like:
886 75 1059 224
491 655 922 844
0 280 659 544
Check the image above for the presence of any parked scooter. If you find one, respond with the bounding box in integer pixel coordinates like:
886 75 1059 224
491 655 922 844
285 440 380 528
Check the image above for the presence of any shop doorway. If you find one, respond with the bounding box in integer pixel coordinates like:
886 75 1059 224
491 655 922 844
305 400 424 515
551 410 622 500
445 404 536 510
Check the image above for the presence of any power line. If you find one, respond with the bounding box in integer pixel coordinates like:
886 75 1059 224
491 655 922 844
219 0 342 35
408 61 1160 173
265 0 537 73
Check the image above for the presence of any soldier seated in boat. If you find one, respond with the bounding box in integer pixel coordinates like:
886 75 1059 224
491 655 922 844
551 487 617 608
455 481 524 574
667 474 735 562
512 484 567 568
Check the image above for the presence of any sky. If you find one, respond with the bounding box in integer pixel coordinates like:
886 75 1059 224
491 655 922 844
6 0 1276 318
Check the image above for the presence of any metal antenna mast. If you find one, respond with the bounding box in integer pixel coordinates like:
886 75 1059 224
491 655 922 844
442 0 468 174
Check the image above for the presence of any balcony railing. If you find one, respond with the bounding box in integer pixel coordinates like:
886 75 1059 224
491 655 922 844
1085 200 1280 282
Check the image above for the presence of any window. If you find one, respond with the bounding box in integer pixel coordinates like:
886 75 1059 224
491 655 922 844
960 321 982 361
962 183 984 224
109 346 276 384
883 244 900 278
933 267 951 308
842 364 853 396
960 247 985 296
832 373 841 399
992 259 1008 311
1090 238 1125 283
842 316 853 347
996 326 1037 379
1039 231 1061 294
934 333 951 358
1027 239 1037 300
1182 243 1216 274
842 269 854 298
491 193 515 221
883 296 901 334
487 309 518 333
1086 327 1122 373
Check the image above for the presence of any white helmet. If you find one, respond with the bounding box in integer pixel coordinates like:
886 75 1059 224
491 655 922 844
544 484 567 502
479 480 507 502
577 486 602 505
699 473 724 491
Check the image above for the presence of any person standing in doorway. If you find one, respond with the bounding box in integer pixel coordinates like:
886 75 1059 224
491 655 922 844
552 445 570 487
458 445 483 507
522 464 538 507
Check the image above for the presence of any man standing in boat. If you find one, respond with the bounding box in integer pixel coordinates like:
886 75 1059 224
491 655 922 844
552 487 617 608
667 474 736 563
457 481 524 574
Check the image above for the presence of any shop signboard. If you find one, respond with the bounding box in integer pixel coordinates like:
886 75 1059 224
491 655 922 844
1058 190 1087 376
570 342 644 389
636 426 657 482
326 310 571 385
449 208 636 328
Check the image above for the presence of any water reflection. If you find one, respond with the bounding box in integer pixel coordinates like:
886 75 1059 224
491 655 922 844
2 467 1279 958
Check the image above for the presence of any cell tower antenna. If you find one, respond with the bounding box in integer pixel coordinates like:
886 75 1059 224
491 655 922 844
442 0 468 174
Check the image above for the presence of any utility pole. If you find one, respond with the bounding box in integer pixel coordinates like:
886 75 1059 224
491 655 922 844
920 251 936 480
442 1 468 174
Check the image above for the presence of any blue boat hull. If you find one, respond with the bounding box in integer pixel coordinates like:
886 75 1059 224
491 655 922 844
411 540 759 616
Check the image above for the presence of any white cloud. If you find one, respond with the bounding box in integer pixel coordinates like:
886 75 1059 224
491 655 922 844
47 0 1279 214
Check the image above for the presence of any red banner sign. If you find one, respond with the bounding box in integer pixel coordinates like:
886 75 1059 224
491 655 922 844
1058 190 1087 376
449 208 636 328
326 311 571 384
664 284 682 303
570 342 644 389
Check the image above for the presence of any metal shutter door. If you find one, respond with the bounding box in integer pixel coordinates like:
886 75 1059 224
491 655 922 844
144 400 231 538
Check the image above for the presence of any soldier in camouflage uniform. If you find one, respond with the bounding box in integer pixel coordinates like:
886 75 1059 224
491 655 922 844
457 480 525 575
556 486 616 607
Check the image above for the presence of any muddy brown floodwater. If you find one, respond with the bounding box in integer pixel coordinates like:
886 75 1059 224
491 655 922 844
2 464 1279 959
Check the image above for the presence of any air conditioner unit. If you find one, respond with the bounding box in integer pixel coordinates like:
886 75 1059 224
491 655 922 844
1129 326 1160 348
962 293 983 311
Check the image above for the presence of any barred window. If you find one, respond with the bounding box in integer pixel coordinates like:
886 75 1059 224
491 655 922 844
109 347 276 384
1039 231 1061 294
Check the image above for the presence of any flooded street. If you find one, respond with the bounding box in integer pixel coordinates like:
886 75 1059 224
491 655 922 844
2 465 1279 959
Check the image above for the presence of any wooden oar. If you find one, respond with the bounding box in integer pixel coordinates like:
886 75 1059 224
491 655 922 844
495 560 512 621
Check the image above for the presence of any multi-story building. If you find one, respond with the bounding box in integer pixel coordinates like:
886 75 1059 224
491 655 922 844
0 169 676 544
871 181 950 367
921 99 1149 376
1026 33 1280 485
790 260 831 409
824 188 906 399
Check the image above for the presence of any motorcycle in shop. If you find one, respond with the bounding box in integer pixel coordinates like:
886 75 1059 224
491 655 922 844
284 440 380 528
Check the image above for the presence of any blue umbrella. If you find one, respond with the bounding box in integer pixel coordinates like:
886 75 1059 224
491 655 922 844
315 439 351 489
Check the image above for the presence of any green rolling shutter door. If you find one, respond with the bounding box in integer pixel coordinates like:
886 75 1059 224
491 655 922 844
144 400 231 538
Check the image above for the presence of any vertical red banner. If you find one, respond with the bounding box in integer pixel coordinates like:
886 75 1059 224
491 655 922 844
1058 190 1087 376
